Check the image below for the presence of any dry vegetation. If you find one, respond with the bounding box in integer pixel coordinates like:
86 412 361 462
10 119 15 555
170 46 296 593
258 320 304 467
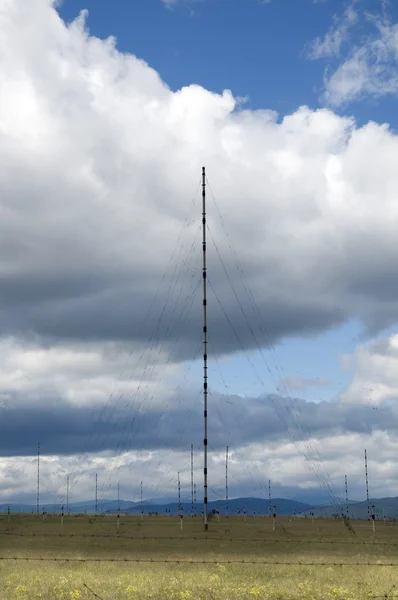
0 513 397 599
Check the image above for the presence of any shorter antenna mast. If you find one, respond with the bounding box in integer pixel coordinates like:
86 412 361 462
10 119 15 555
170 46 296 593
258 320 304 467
37 442 40 514
95 473 98 515
226 446 229 518
345 474 349 519
365 449 370 518
178 471 181 517
117 482 120 514
191 444 194 516
140 481 143 522
268 479 271 517
66 475 69 514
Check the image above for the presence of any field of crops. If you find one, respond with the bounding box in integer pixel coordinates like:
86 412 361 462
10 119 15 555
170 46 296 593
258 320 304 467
0 514 397 599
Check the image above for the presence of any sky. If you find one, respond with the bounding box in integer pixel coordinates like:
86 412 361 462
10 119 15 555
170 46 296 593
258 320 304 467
2 0 398 510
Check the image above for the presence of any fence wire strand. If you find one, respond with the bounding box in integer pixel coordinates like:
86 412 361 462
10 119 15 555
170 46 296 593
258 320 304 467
0 556 397 566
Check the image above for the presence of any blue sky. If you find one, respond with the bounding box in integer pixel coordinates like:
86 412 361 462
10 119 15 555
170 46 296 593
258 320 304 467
58 0 398 126
58 0 330 117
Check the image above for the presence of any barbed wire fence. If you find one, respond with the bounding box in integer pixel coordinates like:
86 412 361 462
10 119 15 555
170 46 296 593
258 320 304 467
0 556 396 567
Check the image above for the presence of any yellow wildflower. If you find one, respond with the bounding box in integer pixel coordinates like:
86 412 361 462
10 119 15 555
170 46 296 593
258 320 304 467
250 587 261 596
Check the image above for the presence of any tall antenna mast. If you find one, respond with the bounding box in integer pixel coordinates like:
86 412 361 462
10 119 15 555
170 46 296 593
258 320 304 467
194 483 197 516
191 444 194 516
202 166 209 531
225 446 229 518
365 449 370 518
95 473 98 515
66 475 69 514
345 474 349 519
37 442 40 514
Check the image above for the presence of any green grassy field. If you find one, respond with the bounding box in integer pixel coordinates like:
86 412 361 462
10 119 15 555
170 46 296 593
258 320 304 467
0 514 397 600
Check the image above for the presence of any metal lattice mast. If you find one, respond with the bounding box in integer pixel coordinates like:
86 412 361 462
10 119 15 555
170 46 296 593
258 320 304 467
194 483 197 516
365 449 370 518
37 442 40 514
202 166 209 531
226 446 229 518
345 474 349 518
191 444 194 516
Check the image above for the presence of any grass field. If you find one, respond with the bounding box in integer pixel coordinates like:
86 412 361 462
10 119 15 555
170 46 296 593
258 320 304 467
0 514 397 600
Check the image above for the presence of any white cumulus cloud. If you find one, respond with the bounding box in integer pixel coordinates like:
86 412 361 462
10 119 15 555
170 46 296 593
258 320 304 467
309 2 398 106
340 333 398 406
308 3 358 60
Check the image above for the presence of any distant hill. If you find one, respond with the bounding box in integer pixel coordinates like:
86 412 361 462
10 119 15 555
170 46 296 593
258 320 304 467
10 496 398 518
0 499 138 514
0 503 37 513
304 497 398 519
0 497 311 516
122 497 311 516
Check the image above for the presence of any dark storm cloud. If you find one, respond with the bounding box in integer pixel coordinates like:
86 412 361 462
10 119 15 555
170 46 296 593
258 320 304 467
0 390 394 458
0 281 347 361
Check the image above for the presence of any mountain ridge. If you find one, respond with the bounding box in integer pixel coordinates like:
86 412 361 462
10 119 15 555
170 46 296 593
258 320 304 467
2 496 396 518
304 496 398 519
0 497 311 515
